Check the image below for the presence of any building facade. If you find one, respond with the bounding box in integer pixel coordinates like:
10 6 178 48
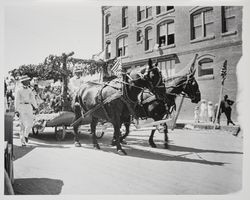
101 6 242 121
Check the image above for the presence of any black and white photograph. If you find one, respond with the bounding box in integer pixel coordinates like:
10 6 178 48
1 0 250 199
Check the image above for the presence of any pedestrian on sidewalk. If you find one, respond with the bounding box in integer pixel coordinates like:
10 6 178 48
207 101 214 122
199 99 208 123
15 75 38 146
194 105 200 123
221 95 235 126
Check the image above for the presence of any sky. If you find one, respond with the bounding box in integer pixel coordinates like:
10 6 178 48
4 1 102 73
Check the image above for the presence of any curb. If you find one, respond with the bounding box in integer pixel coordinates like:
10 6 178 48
175 122 240 133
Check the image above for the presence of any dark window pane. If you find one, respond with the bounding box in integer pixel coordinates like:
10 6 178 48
156 6 161 14
159 36 166 47
137 31 141 41
167 6 174 11
167 34 175 45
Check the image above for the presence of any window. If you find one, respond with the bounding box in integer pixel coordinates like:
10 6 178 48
158 21 175 47
117 36 128 57
146 6 152 18
122 7 128 28
198 58 214 77
137 6 152 22
105 14 111 34
136 30 142 42
191 7 214 40
156 6 174 15
106 42 111 59
145 27 153 51
222 6 236 33
158 60 175 79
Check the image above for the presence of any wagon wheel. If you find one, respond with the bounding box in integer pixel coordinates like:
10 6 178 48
55 125 67 141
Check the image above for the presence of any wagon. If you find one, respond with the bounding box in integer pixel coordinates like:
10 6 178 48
32 111 106 141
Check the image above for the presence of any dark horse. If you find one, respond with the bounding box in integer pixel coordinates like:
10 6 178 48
71 63 160 155
120 54 201 148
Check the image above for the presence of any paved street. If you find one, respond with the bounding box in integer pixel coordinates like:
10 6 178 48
12 125 243 195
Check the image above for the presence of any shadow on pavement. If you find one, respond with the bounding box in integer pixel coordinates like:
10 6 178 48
167 144 243 155
13 178 64 195
13 145 36 161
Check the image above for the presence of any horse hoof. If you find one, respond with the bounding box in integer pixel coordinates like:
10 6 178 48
111 139 116 146
150 143 157 148
94 144 100 150
117 149 127 155
74 142 81 147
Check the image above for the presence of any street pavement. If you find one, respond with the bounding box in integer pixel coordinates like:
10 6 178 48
12 124 243 195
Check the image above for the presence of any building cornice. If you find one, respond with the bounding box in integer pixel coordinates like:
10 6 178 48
122 40 242 68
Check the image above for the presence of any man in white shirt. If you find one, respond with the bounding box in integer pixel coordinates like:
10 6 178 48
15 75 38 146
68 68 84 97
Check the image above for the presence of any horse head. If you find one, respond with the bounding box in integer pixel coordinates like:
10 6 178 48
165 54 201 104
144 59 163 88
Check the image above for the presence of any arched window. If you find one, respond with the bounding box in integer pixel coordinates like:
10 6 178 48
117 35 128 57
198 58 214 77
157 20 175 47
105 14 111 34
106 41 111 59
145 27 153 51
191 7 214 40
136 30 142 42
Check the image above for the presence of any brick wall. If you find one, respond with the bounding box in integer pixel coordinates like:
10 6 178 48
102 6 242 122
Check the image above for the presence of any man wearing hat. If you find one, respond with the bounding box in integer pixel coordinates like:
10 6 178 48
220 95 235 126
68 67 84 97
15 75 38 146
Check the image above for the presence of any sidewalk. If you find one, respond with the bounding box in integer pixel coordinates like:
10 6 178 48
176 119 240 133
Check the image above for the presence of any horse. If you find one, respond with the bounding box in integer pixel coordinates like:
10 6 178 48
71 60 161 155
119 54 201 148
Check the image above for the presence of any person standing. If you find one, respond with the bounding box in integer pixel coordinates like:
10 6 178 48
15 75 38 146
199 99 208 122
194 105 200 123
68 68 84 98
207 101 214 122
220 95 235 125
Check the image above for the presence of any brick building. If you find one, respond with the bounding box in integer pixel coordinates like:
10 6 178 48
101 6 242 121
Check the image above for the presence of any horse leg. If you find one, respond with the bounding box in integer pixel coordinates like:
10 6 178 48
72 101 82 147
91 117 100 149
149 129 157 148
120 115 131 144
163 123 169 149
113 121 127 155
111 115 130 146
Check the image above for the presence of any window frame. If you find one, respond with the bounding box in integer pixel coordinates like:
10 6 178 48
221 6 236 33
157 20 175 47
137 6 152 22
136 30 142 42
145 27 153 51
122 7 128 28
105 14 111 34
106 41 111 59
197 58 214 78
117 35 128 57
190 7 214 40
156 6 174 15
